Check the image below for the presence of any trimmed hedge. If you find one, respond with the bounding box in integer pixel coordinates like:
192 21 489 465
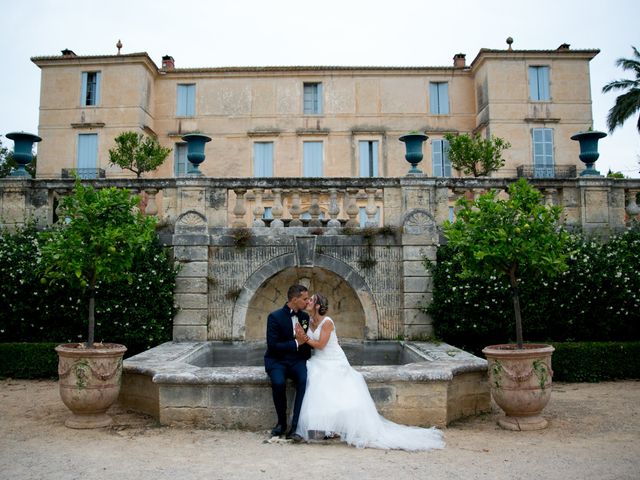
425 225 640 355
0 343 58 379
2 341 638 382
551 341 640 382
0 225 178 356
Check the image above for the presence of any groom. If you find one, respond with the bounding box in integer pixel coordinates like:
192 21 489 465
264 284 311 440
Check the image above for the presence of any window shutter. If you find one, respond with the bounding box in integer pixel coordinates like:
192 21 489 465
81 72 88 106
438 83 449 114
94 72 101 105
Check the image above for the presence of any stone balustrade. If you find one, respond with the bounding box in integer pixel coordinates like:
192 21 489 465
1 176 639 234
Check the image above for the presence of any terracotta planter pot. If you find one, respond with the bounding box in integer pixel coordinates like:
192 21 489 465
55 343 127 429
482 344 554 431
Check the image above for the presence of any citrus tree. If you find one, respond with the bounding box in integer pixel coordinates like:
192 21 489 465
444 132 510 177
39 180 157 348
442 178 570 348
108 131 171 178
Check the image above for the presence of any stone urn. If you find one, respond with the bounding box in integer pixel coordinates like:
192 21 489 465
55 343 127 428
181 133 212 176
399 132 428 175
482 344 554 431
570 130 607 177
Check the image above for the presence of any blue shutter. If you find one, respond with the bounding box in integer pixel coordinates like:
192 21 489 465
254 142 274 177
81 72 88 106
529 67 550 101
539 67 550 101
359 141 379 177
429 83 438 114
177 84 195 116
303 142 323 177
432 140 451 177
529 67 539 100
430 83 449 114
438 83 449 114
532 128 554 177
77 134 98 177
443 139 451 176
186 84 195 116
174 143 186 176
94 72 101 105
316 83 323 114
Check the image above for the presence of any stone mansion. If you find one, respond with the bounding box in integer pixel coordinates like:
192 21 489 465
31 43 599 180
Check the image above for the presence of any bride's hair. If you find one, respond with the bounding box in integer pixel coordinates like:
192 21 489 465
313 294 329 315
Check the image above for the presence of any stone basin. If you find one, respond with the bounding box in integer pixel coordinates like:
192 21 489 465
120 341 490 429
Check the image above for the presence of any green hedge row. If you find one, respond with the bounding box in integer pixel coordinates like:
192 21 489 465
426 225 640 355
2 341 638 382
0 343 59 379
551 341 640 382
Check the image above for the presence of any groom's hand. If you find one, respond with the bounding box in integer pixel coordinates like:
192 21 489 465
294 324 307 344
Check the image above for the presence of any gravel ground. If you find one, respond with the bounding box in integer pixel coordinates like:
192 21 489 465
1 379 639 480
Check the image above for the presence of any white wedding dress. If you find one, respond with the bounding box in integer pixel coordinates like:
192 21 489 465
296 317 445 451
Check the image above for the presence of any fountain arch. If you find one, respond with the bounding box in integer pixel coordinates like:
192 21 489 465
231 253 379 340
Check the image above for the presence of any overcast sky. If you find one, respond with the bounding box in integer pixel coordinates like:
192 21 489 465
2 0 638 177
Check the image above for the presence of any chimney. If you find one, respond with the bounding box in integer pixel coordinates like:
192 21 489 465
162 55 175 70
61 49 77 57
453 53 466 68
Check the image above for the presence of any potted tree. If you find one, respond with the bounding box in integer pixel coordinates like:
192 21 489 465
444 132 511 177
108 131 172 178
39 179 157 428
443 178 570 430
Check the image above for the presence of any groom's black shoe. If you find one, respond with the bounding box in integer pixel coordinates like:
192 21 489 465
271 424 286 437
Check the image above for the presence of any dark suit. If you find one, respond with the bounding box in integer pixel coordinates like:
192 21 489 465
264 304 311 432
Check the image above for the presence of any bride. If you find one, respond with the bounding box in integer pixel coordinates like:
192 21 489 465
294 293 445 451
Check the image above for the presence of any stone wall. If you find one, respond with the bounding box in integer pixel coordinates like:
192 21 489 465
1 176 639 341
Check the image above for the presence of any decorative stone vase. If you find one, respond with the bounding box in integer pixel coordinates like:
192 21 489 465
399 132 428 175
482 344 554 431
6 131 42 177
570 130 607 177
55 343 127 429
181 133 212 176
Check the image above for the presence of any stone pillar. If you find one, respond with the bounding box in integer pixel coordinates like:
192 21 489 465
0 179 30 231
400 178 439 339
172 211 210 341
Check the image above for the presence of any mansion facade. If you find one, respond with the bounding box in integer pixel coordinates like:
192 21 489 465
31 44 599 179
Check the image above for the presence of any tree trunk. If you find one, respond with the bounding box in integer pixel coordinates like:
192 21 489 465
87 286 95 348
509 270 523 349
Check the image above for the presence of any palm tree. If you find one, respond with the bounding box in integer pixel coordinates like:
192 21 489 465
602 46 640 134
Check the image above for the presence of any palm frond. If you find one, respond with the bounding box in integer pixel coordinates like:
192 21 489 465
606 88 640 133
602 79 639 93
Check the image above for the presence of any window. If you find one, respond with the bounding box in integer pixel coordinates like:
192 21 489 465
303 141 323 176
432 139 451 177
177 84 196 116
303 82 322 114
532 128 554 177
429 82 449 114
81 72 101 106
529 66 550 101
253 142 274 177
174 143 187 176
174 143 198 176
77 134 98 178
359 140 379 177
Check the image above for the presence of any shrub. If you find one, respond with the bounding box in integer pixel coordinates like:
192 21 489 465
0 343 59 379
552 342 640 382
0 224 178 356
425 223 640 355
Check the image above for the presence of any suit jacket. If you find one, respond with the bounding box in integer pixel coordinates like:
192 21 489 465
264 304 312 370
